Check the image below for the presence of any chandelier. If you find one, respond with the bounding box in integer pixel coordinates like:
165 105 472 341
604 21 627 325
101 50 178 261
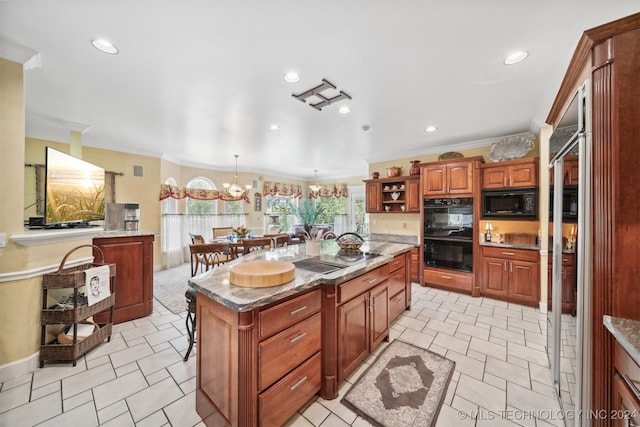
309 169 322 192
223 154 251 198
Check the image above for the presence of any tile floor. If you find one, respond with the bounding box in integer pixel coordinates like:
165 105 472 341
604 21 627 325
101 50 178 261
0 270 566 427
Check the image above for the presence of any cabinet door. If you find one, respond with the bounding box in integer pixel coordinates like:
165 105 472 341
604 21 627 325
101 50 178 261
613 374 640 427
562 266 575 312
406 178 420 212
447 161 474 194
338 294 369 381
422 165 447 196
508 259 539 304
482 167 508 189
564 158 579 185
481 257 508 298
508 162 537 187
410 247 419 284
369 282 389 350
365 181 381 213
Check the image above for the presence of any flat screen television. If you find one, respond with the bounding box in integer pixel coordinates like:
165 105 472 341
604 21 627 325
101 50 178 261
44 147 105 228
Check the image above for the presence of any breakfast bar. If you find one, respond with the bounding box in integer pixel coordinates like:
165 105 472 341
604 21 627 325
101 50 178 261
188 240 413 427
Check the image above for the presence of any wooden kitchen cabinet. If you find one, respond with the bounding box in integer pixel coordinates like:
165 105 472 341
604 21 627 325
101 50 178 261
547 252 576 314
549 155 579 186
410 247 419 284
197 288 321 427
421 157 482 197
387 253 410 323
93 234 154 324
612 341 640 427
481 158 538 189
423 267 473 293
338 280 388 382
480 246 539 306
364 176 419 213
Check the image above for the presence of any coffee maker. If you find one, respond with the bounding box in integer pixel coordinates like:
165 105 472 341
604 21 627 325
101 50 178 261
105 203 140 231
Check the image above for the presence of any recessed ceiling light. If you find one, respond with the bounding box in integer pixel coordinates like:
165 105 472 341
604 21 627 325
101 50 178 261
504 51 528 65
425 126 437 132
283 72 300 83
91 39 118 54
269 124 280 131
338 105 351 114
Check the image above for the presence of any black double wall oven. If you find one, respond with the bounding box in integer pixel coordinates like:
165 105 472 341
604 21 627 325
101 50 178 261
423 198 474 273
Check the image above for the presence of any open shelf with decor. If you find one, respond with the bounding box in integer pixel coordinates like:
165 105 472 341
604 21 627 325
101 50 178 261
364 176 419 213
40 245 116 367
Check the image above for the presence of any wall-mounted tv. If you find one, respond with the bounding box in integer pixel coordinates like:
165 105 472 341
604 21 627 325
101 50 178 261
44 147 105 228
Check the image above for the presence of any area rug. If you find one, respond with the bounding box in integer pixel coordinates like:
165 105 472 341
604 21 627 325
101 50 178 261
153 263 192 314
341 340 455 427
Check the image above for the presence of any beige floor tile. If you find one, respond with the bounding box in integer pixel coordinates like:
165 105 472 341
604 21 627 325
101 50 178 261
93 370 148 410
39 400 98 427
0 382 31 413
0 391 61 426
126 377 183 422
109 342 154 368
164 391 202 427
300 401 331 426
456 373 506 413
61 362 115 399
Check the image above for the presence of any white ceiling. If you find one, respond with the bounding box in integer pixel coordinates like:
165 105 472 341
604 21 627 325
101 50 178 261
2 1 639 181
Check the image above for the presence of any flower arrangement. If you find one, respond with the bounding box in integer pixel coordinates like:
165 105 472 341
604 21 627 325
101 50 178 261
233 225 250 238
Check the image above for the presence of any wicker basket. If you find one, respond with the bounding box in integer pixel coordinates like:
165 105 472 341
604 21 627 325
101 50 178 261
43 245 116 290
57 320 100 345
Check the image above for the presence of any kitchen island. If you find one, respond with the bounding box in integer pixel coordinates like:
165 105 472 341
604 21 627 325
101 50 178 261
188 240 413 427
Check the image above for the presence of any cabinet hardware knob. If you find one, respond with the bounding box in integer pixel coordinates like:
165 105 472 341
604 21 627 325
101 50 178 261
290 306 308 316
366 278 377 284
501 252 515 256
289 331 307 343
290 376 308 391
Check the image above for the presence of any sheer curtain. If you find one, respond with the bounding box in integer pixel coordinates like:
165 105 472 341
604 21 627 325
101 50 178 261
161 214 248 269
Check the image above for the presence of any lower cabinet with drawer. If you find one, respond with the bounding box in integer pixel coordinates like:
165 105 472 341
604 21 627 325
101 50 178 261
613 341 640 426
195 288 321 427
388 252 410 323
423 267 473 293
480 246 540 306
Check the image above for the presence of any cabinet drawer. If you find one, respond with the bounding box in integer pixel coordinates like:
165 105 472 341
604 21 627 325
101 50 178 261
482 246 538 262
259 312 321 391
259 352 321 427
615 341 640 389
259 289 320 339
338 265 389 304
389 254 406 272
423 268 472 292
389 290 406 322
388 266 406 296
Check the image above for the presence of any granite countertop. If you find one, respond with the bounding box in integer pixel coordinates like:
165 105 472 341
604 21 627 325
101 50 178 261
188 240 414 312
603 315 640 366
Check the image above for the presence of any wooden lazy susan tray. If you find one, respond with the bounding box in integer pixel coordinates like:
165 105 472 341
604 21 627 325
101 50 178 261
229 260 295 287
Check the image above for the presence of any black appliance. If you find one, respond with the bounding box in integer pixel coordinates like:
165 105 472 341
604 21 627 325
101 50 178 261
549 185 578 223
481 187 538 219
423 198 473 272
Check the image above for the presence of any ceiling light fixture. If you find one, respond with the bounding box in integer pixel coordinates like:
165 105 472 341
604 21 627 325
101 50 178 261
309 170 322 192
338 105 351 114
425 126 437 132
223 154 252 198
269 124 280 130
283 72 300 83
504 51 528 65
91 39 118 54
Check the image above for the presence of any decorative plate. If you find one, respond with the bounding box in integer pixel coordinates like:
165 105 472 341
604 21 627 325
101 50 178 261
438 151 464 161
487 136 534 162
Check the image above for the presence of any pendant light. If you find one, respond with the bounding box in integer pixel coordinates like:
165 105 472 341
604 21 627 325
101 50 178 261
309 170 322 192
223 154 251 198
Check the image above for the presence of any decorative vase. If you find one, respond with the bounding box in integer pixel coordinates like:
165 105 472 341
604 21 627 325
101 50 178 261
372 171 379 179
409 160 420 176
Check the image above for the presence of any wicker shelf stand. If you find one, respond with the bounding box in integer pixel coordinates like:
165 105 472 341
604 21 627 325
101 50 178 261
40 245 116 367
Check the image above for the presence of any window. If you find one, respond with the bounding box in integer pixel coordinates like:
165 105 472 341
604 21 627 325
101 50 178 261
162 177 178 214
265 195 297 232
186 177 216 214
224 200 244 215
315 196 346 224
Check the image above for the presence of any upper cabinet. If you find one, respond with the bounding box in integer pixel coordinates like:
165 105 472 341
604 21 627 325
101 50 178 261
481 158 538 189
549 154 579 186
364 176 420 213
421 157 482 197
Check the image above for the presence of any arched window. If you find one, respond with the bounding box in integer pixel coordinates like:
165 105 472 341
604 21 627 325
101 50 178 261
186 177 217 214
162 177 179 214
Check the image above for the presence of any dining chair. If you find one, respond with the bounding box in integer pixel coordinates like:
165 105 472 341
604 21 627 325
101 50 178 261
184 241 236 361
266 233 290 248
241 237 273 254
212 227 234 239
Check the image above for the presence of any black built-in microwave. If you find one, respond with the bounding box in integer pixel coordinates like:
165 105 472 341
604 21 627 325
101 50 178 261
481 187 538 219
549 185 578 223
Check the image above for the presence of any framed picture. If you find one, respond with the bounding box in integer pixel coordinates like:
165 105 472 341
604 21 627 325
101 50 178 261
254 192 262 211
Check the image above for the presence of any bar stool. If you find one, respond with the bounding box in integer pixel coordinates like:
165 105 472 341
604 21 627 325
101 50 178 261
183 288 197 361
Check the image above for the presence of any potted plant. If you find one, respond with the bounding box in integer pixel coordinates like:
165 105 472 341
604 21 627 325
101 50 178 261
293 199 327 240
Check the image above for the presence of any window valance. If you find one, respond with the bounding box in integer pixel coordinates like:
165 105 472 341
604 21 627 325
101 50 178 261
262 181 303 198
309 183 349 199
159 184 249 202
